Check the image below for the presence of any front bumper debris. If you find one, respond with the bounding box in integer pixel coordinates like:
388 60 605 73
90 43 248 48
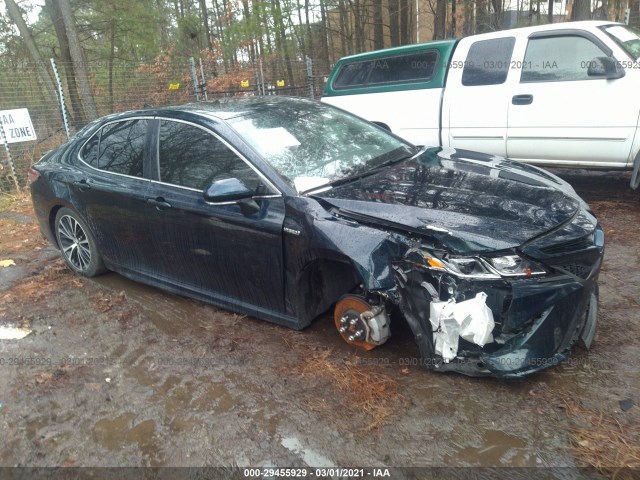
395 268 599 377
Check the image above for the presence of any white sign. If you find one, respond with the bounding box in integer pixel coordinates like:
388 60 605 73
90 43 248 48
0 108 37 144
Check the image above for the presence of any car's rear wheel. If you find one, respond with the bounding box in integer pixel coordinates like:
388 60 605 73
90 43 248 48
54 207 105 277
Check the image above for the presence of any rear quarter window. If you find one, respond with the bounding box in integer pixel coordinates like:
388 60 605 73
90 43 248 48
80 132 100 167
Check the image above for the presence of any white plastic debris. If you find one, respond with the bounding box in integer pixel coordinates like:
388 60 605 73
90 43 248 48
429 293 495 362
458 292 495 347
0 326 32 340
430 301 461 362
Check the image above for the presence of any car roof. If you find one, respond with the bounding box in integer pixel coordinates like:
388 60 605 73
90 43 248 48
99 96 318 123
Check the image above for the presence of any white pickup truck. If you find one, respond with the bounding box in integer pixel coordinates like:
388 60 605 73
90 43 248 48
321 21 640 187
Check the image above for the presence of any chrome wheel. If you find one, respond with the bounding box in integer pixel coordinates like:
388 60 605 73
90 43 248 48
57 214 92 272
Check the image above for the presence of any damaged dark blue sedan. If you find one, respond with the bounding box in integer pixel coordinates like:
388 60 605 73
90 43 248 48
29 97 604 378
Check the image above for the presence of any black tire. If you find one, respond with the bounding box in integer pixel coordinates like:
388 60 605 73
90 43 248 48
54 207 106 277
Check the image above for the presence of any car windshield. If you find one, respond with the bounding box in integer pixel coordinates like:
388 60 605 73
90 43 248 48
226 100 413 193
603 25 640 60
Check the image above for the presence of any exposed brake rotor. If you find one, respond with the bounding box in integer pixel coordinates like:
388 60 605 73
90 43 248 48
333 295 386 350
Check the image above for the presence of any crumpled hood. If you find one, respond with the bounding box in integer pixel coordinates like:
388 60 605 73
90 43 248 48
315 148 583 254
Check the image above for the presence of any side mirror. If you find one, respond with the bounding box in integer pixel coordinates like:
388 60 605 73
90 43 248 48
587 57 625 79
203 178 253 203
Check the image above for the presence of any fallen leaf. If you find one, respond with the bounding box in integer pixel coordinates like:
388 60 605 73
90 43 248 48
0 259 16 267
34 373 53 385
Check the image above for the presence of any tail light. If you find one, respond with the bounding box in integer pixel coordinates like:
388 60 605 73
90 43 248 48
27 167 40 184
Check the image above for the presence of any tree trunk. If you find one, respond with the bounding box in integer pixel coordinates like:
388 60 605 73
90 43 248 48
338 0 352 55
273 0 294 84
451 0 457 36
319 0 331 70
399 0 410 45
57 0 98 121
44 0 85 125
199 0 213 50
464 0 475 35
350 0 364 52
296 1 307 58
547 0 553 23
629 0 640 26
433 0 447 39
388 0 400 46
4 0 58 104
476 0 490 33
212 0 228 71
572 0 591 20
491 0 504 30
108 13 116 113
155 0 170 50
304 0 315 58
373 1 384 49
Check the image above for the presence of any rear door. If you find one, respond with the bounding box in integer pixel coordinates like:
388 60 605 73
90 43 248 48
506 31 639 168
144 118 286 315
442 35 516 156
72 118 154 272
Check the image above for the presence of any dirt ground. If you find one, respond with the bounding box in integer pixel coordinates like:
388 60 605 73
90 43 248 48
0 170 638 478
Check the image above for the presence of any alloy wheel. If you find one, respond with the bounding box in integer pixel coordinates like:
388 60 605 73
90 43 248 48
57 214 92 272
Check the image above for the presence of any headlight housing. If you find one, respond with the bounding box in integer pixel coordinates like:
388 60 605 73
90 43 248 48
486 255 545 278
424 252 545 279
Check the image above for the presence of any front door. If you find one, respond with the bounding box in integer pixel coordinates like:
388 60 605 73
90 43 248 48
145 119 286 315
71 118 154 273
507 32 640 168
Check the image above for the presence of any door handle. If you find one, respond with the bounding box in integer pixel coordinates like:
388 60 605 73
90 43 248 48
146 197 172 210
72 179 92 191
512 94 533 105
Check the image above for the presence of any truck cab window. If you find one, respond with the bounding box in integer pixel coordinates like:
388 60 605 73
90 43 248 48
461 37 515 86
521 36 606 82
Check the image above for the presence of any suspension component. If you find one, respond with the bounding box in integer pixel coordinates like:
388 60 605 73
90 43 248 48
334 295 391 350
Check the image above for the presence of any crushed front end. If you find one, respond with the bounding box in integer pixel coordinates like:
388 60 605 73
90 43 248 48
391 208 604 378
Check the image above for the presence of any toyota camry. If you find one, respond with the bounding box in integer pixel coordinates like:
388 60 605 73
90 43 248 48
29 97 604 377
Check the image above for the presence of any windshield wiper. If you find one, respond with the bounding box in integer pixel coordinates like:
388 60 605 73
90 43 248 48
301 148 419 195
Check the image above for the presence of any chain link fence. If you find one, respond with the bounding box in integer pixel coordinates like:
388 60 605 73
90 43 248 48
0 56 330 194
